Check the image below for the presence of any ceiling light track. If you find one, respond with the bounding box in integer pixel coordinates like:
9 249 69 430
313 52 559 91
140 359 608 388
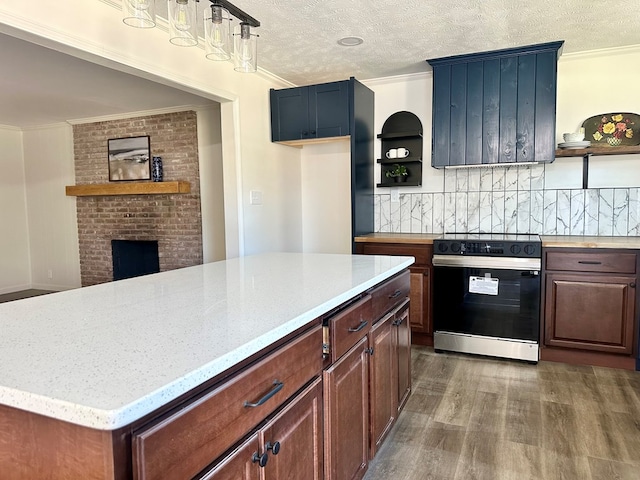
122 0 261 73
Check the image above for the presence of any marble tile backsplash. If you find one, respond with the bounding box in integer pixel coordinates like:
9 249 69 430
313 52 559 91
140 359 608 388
375 164 640 236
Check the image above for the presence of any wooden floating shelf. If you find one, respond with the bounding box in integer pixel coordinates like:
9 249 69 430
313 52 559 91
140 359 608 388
554 145 640 190
555 145 640 157
65 181 191 197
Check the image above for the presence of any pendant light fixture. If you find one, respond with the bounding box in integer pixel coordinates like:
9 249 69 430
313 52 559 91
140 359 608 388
204 2 232 61
121 0 261 72
123 0 156 28
168 0 198 46
233 22 258 73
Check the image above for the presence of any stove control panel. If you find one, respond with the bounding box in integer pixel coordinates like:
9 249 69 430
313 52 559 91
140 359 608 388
435 239 541 258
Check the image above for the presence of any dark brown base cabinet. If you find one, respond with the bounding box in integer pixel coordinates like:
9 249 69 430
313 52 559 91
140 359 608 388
323 271 411 480
0 272 410 480
203 379 324 480
355 240 433 345
542 248 638 370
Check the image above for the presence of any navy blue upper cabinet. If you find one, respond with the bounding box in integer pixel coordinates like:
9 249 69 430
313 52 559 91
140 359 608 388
270 80 350 143
427 41 564 168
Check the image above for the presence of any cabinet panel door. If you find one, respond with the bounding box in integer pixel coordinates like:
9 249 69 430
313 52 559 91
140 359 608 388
261 379 323 480
309 81 350 139
323 337 369 480
499 56 518 163
369 313 396 459
465 61 484 165
516 53 536 163
409 267 432 334
534 51 558 163
270 87 310 141
482 58 500 165
449 63 467 166
395 304 412 413
200 434 261 480
544 273 636 354
432 65 451 167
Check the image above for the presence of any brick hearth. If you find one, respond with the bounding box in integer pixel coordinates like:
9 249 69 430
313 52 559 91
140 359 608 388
72 111 203 286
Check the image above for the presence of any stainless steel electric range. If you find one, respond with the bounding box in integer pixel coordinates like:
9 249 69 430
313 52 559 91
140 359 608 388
432 233 542 362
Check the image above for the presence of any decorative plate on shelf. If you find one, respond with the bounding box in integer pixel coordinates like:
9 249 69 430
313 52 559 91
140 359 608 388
558 141 591 149
582 112 640 147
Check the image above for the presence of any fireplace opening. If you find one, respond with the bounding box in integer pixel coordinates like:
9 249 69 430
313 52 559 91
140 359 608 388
111 240 160 281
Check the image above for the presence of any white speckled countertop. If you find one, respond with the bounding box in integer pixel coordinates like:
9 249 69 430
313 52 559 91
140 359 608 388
0 253 413 430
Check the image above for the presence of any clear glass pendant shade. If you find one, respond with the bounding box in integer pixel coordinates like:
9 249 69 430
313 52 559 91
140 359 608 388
123 0 156 28
168 0 198 46
204 4 232 61
233 23 258 73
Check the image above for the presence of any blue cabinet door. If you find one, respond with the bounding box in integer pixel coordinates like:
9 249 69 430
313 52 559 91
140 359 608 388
309 81 350 139
270 86 310 142
270 81 350 142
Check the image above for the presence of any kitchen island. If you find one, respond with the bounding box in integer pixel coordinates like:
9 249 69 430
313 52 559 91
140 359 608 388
0 252 413 479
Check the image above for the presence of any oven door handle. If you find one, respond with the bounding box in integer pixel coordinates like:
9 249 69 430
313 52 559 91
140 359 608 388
432 255 541 271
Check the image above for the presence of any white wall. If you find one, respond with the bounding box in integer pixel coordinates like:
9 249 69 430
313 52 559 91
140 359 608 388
0 0 303 261
0 126 31 293
553 46 640 189
364 46 640 194
301 141 351 254
22 124 80 290
197 105 226 263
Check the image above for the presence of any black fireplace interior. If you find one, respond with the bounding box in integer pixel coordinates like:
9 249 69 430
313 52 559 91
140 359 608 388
111 240 160 281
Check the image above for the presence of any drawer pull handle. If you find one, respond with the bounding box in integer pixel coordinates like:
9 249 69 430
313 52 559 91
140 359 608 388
252 451 269 468
388 289 402 299
393 316 405 326
348 320 368 333
578 261 602 265
244 380 284 408
266 441 281 455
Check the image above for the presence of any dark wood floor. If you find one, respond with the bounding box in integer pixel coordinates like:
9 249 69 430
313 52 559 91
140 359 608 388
365 346 640 480
0 289 55 303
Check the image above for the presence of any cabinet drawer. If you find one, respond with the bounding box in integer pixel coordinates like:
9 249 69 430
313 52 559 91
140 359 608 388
132 325 323 480
371 270 411 321
329 295 372 362
359 243 431 266
546 252 637 274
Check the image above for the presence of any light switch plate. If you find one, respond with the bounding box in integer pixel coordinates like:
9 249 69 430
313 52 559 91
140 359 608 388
250 190 263 205
390 188 400 203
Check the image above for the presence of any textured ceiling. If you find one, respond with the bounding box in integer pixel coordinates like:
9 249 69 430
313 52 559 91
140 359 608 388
1 0 640 126
179 0 640 84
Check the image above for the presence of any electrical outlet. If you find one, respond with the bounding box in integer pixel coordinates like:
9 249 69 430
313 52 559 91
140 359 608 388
47 269 53 279
390 188 400 203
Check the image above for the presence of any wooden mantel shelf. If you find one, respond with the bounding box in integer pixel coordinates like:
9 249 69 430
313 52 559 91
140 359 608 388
65 181 191 197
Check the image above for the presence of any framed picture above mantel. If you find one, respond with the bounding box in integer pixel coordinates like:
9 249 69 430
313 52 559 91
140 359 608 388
108 136 151 181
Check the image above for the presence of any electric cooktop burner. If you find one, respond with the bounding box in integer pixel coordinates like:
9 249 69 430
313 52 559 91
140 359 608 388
434 233 541 258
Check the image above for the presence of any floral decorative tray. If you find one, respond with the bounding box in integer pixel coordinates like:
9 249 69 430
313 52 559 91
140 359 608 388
582 113 639 147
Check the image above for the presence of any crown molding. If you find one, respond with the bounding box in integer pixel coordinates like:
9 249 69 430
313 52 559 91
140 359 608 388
362 71 431 87
560 44 640 62
0 124 22 131
67 105 200 125
20 122 71 131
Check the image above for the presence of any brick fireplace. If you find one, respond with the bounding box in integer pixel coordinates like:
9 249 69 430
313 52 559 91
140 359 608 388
72 111 203 286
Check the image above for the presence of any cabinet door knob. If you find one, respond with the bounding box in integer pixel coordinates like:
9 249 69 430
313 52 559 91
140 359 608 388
266 441 281 455
252 451 268 467
310 130 316 135
630 282 636 288
366 347 374 356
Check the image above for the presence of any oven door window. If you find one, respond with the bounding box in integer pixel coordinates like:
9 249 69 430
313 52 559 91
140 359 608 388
433 267 540 342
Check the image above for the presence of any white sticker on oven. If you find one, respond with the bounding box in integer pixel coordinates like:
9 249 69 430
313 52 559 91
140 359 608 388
469 275 499 295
